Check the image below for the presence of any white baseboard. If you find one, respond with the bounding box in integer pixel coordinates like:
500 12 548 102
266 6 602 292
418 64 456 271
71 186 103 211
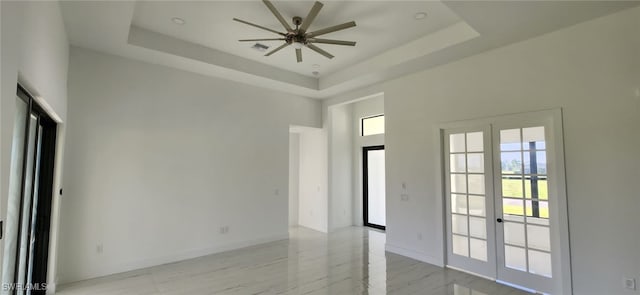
46 282 56 294
385 243 444 267
59 232 289 286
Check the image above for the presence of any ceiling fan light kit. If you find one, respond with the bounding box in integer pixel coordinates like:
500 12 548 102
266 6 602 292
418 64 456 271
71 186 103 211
233 0 357 63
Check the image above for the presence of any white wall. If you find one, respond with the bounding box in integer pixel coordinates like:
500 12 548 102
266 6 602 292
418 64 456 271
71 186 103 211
327 104 353 231
0 1 69 292
288 133 299 227
297 127 328 233
58 48 321 284
327 6 640 295
351 96 385 226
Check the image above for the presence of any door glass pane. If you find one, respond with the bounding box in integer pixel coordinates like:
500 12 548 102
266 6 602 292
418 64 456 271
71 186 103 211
504 222 525 247
466 132 483 152
503 198 524 217
450 133 466 153
367 149 386 226
502 176 523 198
469 217 486 239
451 194 467 214
450 154 466 173
468 195 485 217
452 214 468 235
16 115 38 288
525 175 548 200
501 152 522 174
470 238 488 261
452 235 469 257
523 151 547 174
522 126 546 150
500 129 521 151
528 250 552 278
505 245 527 272
467 174 485 195
467 153 484 173
527 225 551 251
451 174 467 193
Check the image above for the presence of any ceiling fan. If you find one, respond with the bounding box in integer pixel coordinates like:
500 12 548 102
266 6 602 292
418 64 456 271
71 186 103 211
233 0 356 63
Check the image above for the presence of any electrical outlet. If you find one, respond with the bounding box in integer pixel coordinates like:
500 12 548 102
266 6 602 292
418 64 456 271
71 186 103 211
219 226 230 234
96 243 103 254
274 189 279 196
624 278 636 290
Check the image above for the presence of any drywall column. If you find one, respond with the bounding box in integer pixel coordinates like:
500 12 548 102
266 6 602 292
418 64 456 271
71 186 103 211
327 104 354 232
288 133 300 227
297 127 328 233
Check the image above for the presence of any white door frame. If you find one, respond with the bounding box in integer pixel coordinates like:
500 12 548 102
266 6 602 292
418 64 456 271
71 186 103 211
436 109 572 294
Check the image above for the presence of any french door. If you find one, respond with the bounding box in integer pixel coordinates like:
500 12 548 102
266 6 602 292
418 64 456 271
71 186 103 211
444 111 570 294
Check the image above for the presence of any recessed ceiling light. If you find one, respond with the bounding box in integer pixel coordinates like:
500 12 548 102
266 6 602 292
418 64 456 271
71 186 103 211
414 12 427 20
312 64 320 69
312 71 320 76
172 17 186 25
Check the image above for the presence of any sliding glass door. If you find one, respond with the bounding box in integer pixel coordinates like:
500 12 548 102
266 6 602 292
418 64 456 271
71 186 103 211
4 86 58 295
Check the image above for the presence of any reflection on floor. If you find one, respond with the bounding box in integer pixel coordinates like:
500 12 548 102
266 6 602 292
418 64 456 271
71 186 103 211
58 227 530 294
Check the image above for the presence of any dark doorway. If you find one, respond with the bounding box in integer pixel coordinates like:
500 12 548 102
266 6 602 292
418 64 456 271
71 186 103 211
363 145 385 230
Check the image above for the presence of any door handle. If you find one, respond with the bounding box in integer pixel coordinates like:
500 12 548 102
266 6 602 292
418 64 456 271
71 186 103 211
496 218 503 223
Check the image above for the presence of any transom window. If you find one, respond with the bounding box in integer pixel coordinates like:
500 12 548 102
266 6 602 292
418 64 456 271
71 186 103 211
361 114 384 136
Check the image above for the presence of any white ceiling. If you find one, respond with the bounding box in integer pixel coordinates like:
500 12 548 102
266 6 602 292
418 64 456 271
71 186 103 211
132 1 461 77
60 1 639 99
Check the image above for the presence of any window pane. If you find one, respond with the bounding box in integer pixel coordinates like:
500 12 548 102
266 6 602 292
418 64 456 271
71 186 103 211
362 115 384 136
450 133 466 153
466 132 483 152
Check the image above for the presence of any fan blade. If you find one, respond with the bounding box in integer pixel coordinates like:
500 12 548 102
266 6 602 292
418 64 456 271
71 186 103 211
306 21 356 38
262 0 294 32
307 44 334 59
296 48 302 63
233 18 285 36
239 38 286 42
308 38 356 46
265 43 290 56
299 1 324 34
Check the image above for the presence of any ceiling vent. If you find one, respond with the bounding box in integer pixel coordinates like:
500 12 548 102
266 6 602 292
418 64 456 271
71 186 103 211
251 43 269 52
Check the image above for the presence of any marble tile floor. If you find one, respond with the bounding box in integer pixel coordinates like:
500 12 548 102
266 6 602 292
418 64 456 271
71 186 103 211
57 227 530 295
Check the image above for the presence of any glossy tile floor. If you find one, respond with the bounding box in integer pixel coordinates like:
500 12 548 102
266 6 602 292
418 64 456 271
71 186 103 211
58 227 529 295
